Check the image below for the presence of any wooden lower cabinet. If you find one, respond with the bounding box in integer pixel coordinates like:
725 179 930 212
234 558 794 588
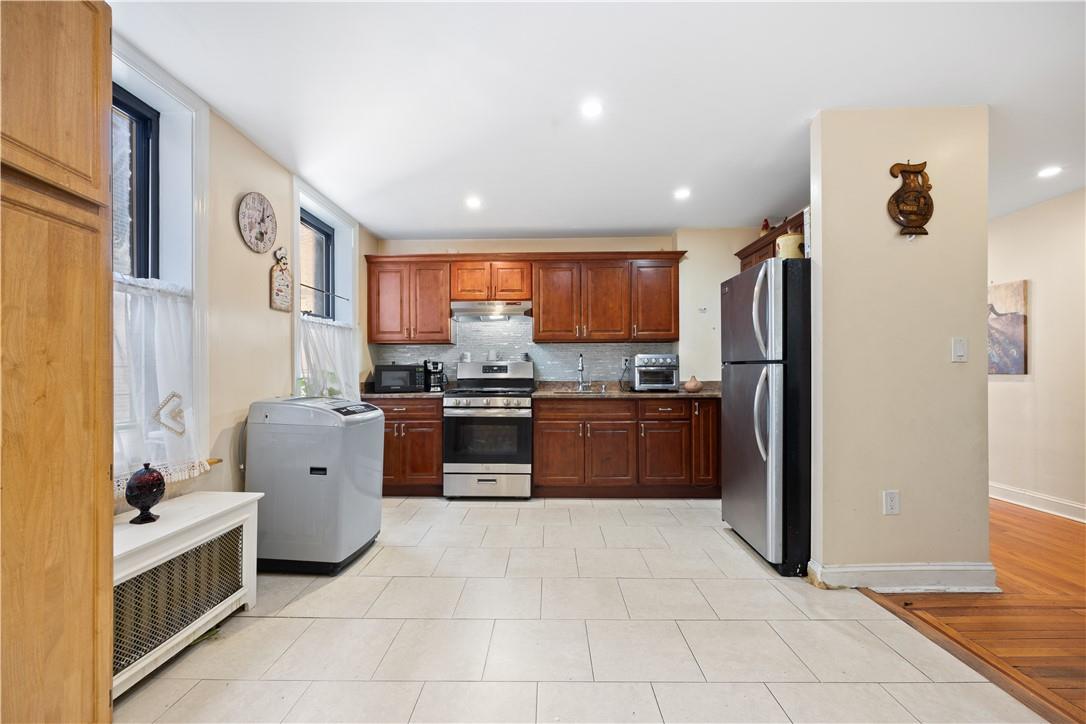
532 421 586 485
584 421 638 486
369 398 443 494
692 399 721 486
400 421 443 484
639 421 692 484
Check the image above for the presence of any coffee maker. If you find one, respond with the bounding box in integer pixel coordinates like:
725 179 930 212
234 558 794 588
424 360 446 392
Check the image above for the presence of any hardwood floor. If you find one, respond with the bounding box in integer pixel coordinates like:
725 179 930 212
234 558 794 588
868 499 1086 723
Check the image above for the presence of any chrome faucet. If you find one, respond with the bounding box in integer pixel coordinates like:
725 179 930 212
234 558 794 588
577 353 589 391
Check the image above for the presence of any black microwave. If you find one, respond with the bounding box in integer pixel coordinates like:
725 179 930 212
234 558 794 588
373 364 426 393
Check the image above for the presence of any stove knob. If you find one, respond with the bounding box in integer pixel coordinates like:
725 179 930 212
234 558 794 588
503 398 513 407
454 399 463 407
481 399 489 406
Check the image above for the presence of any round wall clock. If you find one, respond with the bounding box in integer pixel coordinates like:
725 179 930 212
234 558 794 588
237 191 278 253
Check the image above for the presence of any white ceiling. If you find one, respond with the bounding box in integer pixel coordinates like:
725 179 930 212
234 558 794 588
112 2 1084 239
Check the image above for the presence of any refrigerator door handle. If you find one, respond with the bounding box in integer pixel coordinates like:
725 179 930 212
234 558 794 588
752 264 768 358
753 366 768 461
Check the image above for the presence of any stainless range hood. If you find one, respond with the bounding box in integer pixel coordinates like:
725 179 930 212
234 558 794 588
451 300 532 320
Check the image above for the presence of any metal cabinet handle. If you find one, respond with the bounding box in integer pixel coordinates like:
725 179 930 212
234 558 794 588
578 423 583 437
694 401 700 416
392 424 398 438
633 324 638 337
658 407 672 412
586 423 591 438
392 407 407 412
640 423 645 437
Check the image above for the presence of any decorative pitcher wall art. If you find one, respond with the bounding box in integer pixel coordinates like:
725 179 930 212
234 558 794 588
270 247 292 312
987 280 1028 375
888 161 934 235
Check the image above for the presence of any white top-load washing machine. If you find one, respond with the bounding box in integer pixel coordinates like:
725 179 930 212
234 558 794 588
245 397 384 574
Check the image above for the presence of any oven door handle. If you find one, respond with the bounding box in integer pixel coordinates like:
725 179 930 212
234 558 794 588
443 408 532 418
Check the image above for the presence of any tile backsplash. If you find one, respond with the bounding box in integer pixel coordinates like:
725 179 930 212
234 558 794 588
369 316 676 381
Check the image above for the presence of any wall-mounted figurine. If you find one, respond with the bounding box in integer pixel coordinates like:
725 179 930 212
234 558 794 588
270 247 292 312
888 161 934 235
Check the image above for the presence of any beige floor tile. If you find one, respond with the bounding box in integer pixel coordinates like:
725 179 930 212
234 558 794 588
545 498 596 508
382 497 406 507
507 548 579 577
342 543 385 575
861 620 986 682
374 619 494 681
707 544 779 578
483 620 593 681
263 618 403 680
454 577 541 619
678 621 816 682
408 507 468 526
652 683 789 723
576 548 650 577
659 526 734 552
601 525 667 549
402 497 450 508
593 498 643 508
159 680 308 723
494 498 546 508
538 682 661 723
688 498 724 509
482 525 543 548
366 577 465 618
641 548 726 578
570 507 627 526
694 580 807 620
771 579 897 619
446 499 498 508
378 522 432 546
434 547 510 577
157 616 311 679
770 620 926 682
278 576 390 618
359 546 445 576
284 681 422 723
419 524 486 547
768 683 918 723
620 508 681 527
237 573 316 617
587 620 704 682
517 508 573 526
544 525 605 548
462 508 519 526
637 498 691 508
620 579 716 619
542 577 629 619
410 682 536 723
672 508 727 526
881 682 1045 723
113 678 198 723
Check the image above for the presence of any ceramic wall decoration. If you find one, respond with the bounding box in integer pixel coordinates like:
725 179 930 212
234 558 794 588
237 191 277 253
888 161 934 235
270 247 292 312
125 463 166 524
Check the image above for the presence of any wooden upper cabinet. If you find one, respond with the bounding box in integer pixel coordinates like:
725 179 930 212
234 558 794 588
582 261 631 340
410 262 451 342
490 261 532 300
368 263 411 342
1 1 111 205
631 260 679 341
534 261 582 341
450 261 491 300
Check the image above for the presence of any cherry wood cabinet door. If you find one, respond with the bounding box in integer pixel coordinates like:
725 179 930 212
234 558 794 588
491 261 532 300
631 260 679 341
692 399 721 487
410 262 451 343
533 421 586 485
585 421 638 486
582 260 631 340
639 421 692 484
368 263 411 342
450 261 491 300
383 422 402 485
400 422 443 484
533 261 581 341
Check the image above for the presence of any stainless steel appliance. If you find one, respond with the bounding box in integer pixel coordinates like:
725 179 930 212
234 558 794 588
720 257 811 576
443 361 534 498
425 360 447 392
372 364 426 393
632 353 680 391
450 300 532 319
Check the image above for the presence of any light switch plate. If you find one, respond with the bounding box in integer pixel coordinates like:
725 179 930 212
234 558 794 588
951 336 969 363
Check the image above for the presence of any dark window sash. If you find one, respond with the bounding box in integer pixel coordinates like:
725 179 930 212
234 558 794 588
113 82 160 279
300 209 336 319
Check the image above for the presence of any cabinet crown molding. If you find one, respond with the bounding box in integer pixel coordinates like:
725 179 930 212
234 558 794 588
366 250 687 264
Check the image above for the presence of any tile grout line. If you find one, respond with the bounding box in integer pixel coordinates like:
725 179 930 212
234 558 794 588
857 620 936 684
761 681 797 723
276 679 314 723
878 682 923 722
673 619 710 684
478 619 499 681
406 680 426 723
368 618 407 682
765 619 821 683
584 619 597 682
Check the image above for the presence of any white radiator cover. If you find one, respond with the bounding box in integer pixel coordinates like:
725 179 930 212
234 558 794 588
112 492 262 698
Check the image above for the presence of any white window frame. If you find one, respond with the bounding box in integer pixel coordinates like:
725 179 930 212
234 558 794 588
112 34 211 461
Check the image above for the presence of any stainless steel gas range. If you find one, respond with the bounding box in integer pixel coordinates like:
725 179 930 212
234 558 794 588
442 361 534 498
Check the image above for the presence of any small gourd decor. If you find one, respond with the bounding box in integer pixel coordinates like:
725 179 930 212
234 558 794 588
683 376 704 393
126 463 165 524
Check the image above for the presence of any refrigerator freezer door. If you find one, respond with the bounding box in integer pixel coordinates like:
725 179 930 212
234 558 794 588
721 259 783 363
721 362 784 563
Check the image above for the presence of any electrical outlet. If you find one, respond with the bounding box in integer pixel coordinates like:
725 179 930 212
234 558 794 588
621 357 631 369
882 490 901 515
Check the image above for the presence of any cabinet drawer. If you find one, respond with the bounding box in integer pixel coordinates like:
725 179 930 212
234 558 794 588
638 399 690 419
534 399 637 421
366 398 442 420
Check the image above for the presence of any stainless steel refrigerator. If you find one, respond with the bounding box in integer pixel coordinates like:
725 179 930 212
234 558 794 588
720 258 811 576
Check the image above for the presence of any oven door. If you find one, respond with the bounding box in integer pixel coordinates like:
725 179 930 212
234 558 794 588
634 367 679 390
443 409 532 472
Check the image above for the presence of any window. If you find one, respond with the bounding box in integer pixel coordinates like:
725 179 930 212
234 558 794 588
299 208 336 318
111 83 160 278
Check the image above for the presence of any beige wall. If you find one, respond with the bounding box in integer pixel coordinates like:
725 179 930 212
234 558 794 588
988 188 1086 517
675 228 760 381
378 235 674 255
810 107 993 588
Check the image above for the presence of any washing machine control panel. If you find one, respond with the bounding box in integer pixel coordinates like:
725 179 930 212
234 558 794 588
331 402 378 417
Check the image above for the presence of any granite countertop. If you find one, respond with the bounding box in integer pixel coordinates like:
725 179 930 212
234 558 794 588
532 380 721 399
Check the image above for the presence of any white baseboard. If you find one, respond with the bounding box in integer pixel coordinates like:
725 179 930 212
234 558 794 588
808 560 1000 593
989 481 1086 523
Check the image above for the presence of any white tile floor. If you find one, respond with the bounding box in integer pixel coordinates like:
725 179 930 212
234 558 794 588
116 497 1041 723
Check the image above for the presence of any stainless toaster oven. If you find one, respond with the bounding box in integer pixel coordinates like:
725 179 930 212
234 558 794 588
632 353 680 391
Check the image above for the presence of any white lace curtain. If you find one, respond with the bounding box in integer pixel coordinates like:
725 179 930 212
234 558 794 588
113 274 207 489
298 315 360 400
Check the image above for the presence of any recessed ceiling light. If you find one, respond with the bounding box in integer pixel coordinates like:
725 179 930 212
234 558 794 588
1037 165 1063 178
464 194 482 210
580 97 603 120
673 186 692 201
